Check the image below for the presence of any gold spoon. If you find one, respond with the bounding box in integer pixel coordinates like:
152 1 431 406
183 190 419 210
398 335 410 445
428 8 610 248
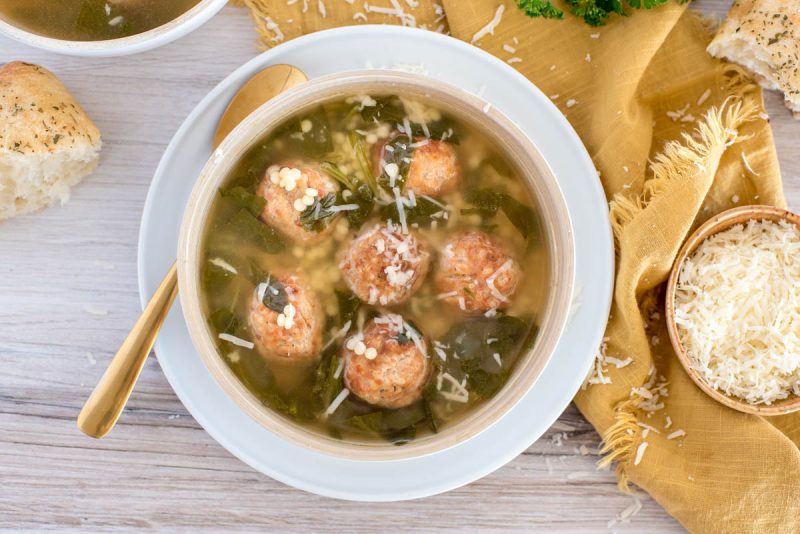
77 64 309 439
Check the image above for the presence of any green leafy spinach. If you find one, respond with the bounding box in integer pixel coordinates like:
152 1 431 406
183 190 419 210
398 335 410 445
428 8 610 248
461 189 540 247
224 209 285 254
220 186 266 217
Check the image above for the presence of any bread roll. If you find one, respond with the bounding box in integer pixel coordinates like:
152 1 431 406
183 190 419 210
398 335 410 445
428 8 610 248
707 0 800 118
0 62 102 221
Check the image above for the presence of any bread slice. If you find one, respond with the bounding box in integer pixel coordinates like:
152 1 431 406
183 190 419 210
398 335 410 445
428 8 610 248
0 62 102 221
707 0 800 118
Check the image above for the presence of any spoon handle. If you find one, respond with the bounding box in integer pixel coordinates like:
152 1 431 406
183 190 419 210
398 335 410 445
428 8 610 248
77 263 178 438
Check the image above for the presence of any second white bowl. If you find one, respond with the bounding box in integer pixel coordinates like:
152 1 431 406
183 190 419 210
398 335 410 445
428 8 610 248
0 0 228 57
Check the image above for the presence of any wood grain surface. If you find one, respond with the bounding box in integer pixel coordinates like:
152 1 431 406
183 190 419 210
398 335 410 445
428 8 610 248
1 1 797 531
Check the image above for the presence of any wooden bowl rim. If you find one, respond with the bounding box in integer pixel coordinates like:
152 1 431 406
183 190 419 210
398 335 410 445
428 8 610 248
665 205 800 416
176 70 577 460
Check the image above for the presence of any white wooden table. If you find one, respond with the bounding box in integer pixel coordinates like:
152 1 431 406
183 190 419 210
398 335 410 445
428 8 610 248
1 2 797 531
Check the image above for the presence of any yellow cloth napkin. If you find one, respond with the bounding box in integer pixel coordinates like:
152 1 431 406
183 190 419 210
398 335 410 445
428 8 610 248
232 1 800 531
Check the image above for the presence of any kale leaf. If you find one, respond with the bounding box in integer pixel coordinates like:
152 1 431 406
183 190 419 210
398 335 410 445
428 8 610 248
202 259 236 293
380 195 446 229
320 162 375 230
437 315 536 399
299 192 337 232
344 403 426 445
258 275 289 313
209 308 239 335
360 96 460 144
348 132 379 194
219 186 266 217
312 346 343 412
276 107 333 158
461 189 540 246
376 134 414 192
335 289 361 327
225 209 285 254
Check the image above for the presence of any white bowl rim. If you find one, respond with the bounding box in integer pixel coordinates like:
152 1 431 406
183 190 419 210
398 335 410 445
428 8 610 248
0 0 227 57
176 69 576 461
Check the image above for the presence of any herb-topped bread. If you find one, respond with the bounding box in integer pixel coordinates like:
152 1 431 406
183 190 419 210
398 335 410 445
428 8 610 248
0 62 102 221
707 0 800 118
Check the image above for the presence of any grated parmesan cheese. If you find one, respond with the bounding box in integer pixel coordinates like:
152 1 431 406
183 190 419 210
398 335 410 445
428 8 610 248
696 88 712 106
219 333 255 350
364 0 416 26
741 152 760 176
582 337 613 388
667 429 686 440
325 388 350 416
264 17 285 43
674 219 800 405
93 259 115 270
666 102 690 122
322 320 352 351
470 4 505 44
209 257 237 274
633 441 648 465
83 305 108 316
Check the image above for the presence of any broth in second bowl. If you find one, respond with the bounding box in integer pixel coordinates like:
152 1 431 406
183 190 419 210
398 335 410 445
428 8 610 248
0 0 202 41
199 93 550 446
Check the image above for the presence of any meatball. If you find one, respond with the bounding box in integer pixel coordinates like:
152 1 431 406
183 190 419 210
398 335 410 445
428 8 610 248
248 273 324 362
373 135 461 197
255 163 339 242
435 230 522 314
339 223 431 306
342 315 430 409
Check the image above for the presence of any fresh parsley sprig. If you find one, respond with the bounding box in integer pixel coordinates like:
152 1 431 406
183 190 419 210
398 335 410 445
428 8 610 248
517 0 564 19
517 0 688 27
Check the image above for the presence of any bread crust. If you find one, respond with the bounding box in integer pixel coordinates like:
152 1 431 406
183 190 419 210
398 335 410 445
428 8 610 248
0 62 102 220
0 61 101 155
707 0 800 117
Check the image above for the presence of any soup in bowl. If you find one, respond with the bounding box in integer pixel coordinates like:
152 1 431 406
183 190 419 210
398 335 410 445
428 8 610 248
0 0 226 56
178 71 575 460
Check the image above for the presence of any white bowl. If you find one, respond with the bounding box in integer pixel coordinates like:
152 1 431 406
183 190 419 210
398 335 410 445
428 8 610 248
0 0 227 57
177 70 576 461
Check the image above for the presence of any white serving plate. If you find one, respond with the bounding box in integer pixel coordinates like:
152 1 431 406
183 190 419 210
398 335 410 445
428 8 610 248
0 0 227 56
138 25 613 501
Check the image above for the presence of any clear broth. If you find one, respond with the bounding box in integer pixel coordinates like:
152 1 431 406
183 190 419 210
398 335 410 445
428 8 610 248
0 0 202 41
199 94 550 445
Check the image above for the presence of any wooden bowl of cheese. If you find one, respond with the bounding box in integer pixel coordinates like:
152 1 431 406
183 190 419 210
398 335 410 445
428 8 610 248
665 205 800 416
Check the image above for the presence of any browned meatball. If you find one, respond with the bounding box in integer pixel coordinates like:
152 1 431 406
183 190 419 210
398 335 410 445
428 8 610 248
373 135 461 197
342 315 430 409
435 230 522 314
255 163 339 242
339 223 431 306
248 273 324 362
